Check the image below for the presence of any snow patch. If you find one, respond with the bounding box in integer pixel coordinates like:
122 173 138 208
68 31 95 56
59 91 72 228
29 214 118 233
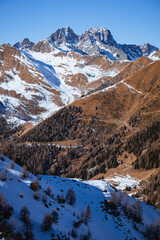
105 174 140 191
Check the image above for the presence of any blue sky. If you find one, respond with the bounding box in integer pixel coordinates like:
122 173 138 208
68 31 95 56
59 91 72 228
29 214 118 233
0 0 160 48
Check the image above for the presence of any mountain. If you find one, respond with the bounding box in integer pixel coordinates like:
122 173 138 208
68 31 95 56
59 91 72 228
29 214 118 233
0 27 160 239
0 42 129 125
139 43 158 56
47 26 79 45
15 27 159 60
2 56 160 206
0 156 160 240
0 44 63 124
14 38 35 50
0 27 159 125
37 27 158 60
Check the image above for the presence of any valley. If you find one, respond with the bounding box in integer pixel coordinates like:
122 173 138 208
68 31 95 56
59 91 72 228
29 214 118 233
0 26 160 239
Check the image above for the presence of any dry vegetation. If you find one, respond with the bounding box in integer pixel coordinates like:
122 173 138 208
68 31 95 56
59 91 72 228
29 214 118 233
1 56 160 207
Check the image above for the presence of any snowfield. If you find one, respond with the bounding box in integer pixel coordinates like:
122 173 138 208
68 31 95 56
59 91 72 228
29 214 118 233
105 174 141 191
0 156 160 240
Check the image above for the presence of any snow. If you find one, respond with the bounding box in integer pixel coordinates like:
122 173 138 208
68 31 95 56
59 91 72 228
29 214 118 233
123 82 145 96
0 94 20 108
26 50 119 85
0 70 40 100
0 67 62 125
105 174 140 191
148 51 160 61
0 156 160 240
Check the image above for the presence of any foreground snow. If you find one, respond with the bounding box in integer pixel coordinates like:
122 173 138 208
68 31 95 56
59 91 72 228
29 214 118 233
0 157 160 240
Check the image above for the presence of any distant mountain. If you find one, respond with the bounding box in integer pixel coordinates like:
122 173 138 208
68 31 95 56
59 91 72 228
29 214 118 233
47 26 79 45
33 26 158 60
0 27 159 125
14 38 35 50
0 42 129 125
14 27 159 60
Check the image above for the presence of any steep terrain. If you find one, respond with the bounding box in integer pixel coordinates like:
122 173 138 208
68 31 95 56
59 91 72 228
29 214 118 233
2 57 160 207
0 43 128 125
0 26 158 125
0 27 160 222
1 156 160 240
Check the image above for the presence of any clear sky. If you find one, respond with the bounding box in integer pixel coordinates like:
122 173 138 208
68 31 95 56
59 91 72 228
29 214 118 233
0 0 160 48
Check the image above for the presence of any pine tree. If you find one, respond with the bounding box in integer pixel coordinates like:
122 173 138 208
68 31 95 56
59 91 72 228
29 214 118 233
85 205 91 218
21 219 34 240
51 209 59 223
34 190 40 200
10 161 15 169
46 185 51 196
21 165 29 179
123 194 129 214
71 228 77 238
43 194 47 203
133 200 143 223
155 218 160 239
20 205 30 224
0 191 7 207
66 188 76 205
41 213 53 231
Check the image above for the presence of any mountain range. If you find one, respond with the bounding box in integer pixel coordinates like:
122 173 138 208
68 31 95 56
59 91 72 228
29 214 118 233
14 26 158 60
0 26 160 239
0 26 159 125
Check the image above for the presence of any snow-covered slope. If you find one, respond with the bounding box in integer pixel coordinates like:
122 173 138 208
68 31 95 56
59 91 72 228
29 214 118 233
0 156 160 240
0 43 126 125
0 27 159 125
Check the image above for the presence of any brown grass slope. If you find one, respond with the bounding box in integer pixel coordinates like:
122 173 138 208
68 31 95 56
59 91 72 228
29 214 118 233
2 58 160 183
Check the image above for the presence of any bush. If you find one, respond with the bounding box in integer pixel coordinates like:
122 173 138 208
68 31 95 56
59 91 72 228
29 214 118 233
43 194 47 203
19 192 24 198
71 228 77 238
51 209 59 223
74 218 84 229
9 176 13 181
57 194 65 204
10 161 15 169
21 166 29 179
45 185 51 196
30 178 40 191
34 191 40 200
1 171 7 181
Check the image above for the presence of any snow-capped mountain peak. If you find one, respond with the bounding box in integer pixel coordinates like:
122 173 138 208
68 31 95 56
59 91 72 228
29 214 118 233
14 38 35 50
47 26 79 46
13 27 159 61
80 27 117 46
139 43 158 56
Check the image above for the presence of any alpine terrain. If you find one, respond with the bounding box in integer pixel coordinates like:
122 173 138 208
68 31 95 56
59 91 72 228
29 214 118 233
0 26 160 240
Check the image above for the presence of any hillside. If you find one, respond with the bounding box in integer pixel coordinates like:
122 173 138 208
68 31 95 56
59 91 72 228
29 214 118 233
1 28 160 239
1 156 160 240
0 27 159 125
2 57 160 207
